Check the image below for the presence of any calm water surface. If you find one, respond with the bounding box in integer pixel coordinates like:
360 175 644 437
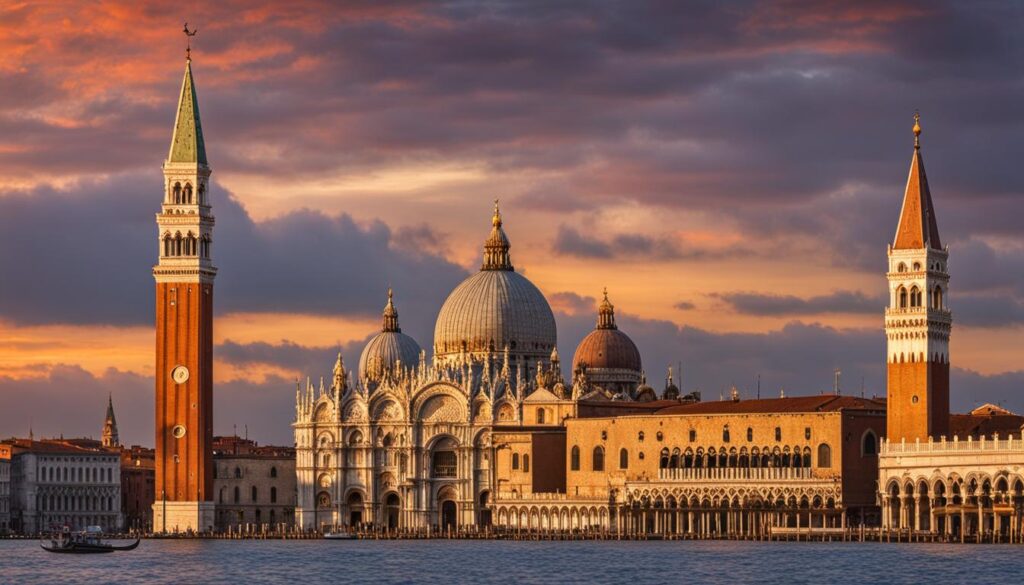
0 539 1019 584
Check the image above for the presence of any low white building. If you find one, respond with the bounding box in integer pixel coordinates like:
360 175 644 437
6 439 122 534
879 413 1024 540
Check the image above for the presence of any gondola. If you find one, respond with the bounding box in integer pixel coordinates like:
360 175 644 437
40 527 140 554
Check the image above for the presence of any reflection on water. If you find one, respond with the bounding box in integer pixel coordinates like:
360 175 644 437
1 539 1019 585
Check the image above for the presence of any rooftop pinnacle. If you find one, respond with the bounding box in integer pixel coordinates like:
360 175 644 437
167 58 207 165
893 113 941 250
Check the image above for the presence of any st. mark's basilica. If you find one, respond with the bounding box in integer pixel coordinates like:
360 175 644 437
141 49 1024 541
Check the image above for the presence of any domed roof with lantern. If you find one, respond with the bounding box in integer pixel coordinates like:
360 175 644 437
433 201 557 369
358 289 422 388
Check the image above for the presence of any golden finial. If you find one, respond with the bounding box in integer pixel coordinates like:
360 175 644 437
913 111 921 149
602 286 608 301
492 198 502 227
387 286 393 301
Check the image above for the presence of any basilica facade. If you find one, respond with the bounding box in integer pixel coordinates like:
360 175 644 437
293 204 618 530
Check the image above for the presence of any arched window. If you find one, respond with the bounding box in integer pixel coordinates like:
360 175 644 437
910 286 920 308
163 234 172 257
174 233 183 256
184 183 193 204
270 487 277 503
234 467 242 479
722 425 730 443
172 182 182 204
659 448 670 469
233 486 240 503
913 262 921 271
570 446 580 471
619 448 629 469
817 444 832 468
592 446 605 471
537 408 545 424
746 427 753 442
322 453 331 468
934 286 943 309
638 431 645 442
523 454 530 472
512 453 520 470
251 486 258 502
897 262 907 273
270 466 277 478
862 431 878 456
898 287 908 309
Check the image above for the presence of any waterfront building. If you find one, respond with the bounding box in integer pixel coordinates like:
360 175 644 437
151 49 218 533
120 446 155 532
3 438 122 534
492 395 885 534
878 117 1024 540
212 436 296 531
0 445 10 533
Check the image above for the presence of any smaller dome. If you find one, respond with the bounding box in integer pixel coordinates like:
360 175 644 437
359 289 422 386
571 289 641 373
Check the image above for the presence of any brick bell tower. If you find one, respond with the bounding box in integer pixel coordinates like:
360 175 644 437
885 113 951 442
151 50 217 532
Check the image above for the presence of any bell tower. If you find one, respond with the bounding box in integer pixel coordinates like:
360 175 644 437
885 114 951 442
151 51 217 532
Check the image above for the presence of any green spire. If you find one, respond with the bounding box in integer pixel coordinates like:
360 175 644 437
167 58 207 165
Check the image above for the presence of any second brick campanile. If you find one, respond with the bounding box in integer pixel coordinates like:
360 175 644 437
152 50 217 533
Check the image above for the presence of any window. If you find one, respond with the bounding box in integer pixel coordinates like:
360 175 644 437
270 466 277 478
638 431 645 442
512 453 520 470
817 444 832 468
601 430 607 440
432 451 457 478
910 286 921 308
774 427 781 441
570 446 580 471
234 467 242 479
619 448 629 469
233 486 240 504
898 287 908 309
537 408 546 424
322 453 331 468
746 427 753 442
523 455 530 472
592 446 605 471
897 262 907 273
804 427 811 440
862 431 878 456
688 429 696 442
251 486 258 502
270 487 277 504
659 448 669 469
913 262 921 271
723 426 731 443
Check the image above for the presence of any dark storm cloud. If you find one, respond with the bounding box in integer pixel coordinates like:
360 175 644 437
0 174 468 331
716 290 887 316
552 225 747 260
216 337 369 377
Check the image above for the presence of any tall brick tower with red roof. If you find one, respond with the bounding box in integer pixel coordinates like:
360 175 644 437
885 114 951 442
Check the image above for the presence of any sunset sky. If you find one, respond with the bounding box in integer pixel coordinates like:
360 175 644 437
1 0 1021 446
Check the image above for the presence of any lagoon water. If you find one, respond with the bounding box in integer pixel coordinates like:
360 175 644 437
0 539 1018 584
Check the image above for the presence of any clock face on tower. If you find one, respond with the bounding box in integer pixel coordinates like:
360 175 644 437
171 365 190 384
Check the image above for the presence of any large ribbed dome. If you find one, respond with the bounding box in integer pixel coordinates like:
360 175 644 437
359 289 422 386
433 202 557 365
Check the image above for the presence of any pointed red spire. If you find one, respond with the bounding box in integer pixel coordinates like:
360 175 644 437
893 113 942 250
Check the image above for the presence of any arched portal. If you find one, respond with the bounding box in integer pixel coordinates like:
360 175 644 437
385 493 400 530
347 491 364 527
